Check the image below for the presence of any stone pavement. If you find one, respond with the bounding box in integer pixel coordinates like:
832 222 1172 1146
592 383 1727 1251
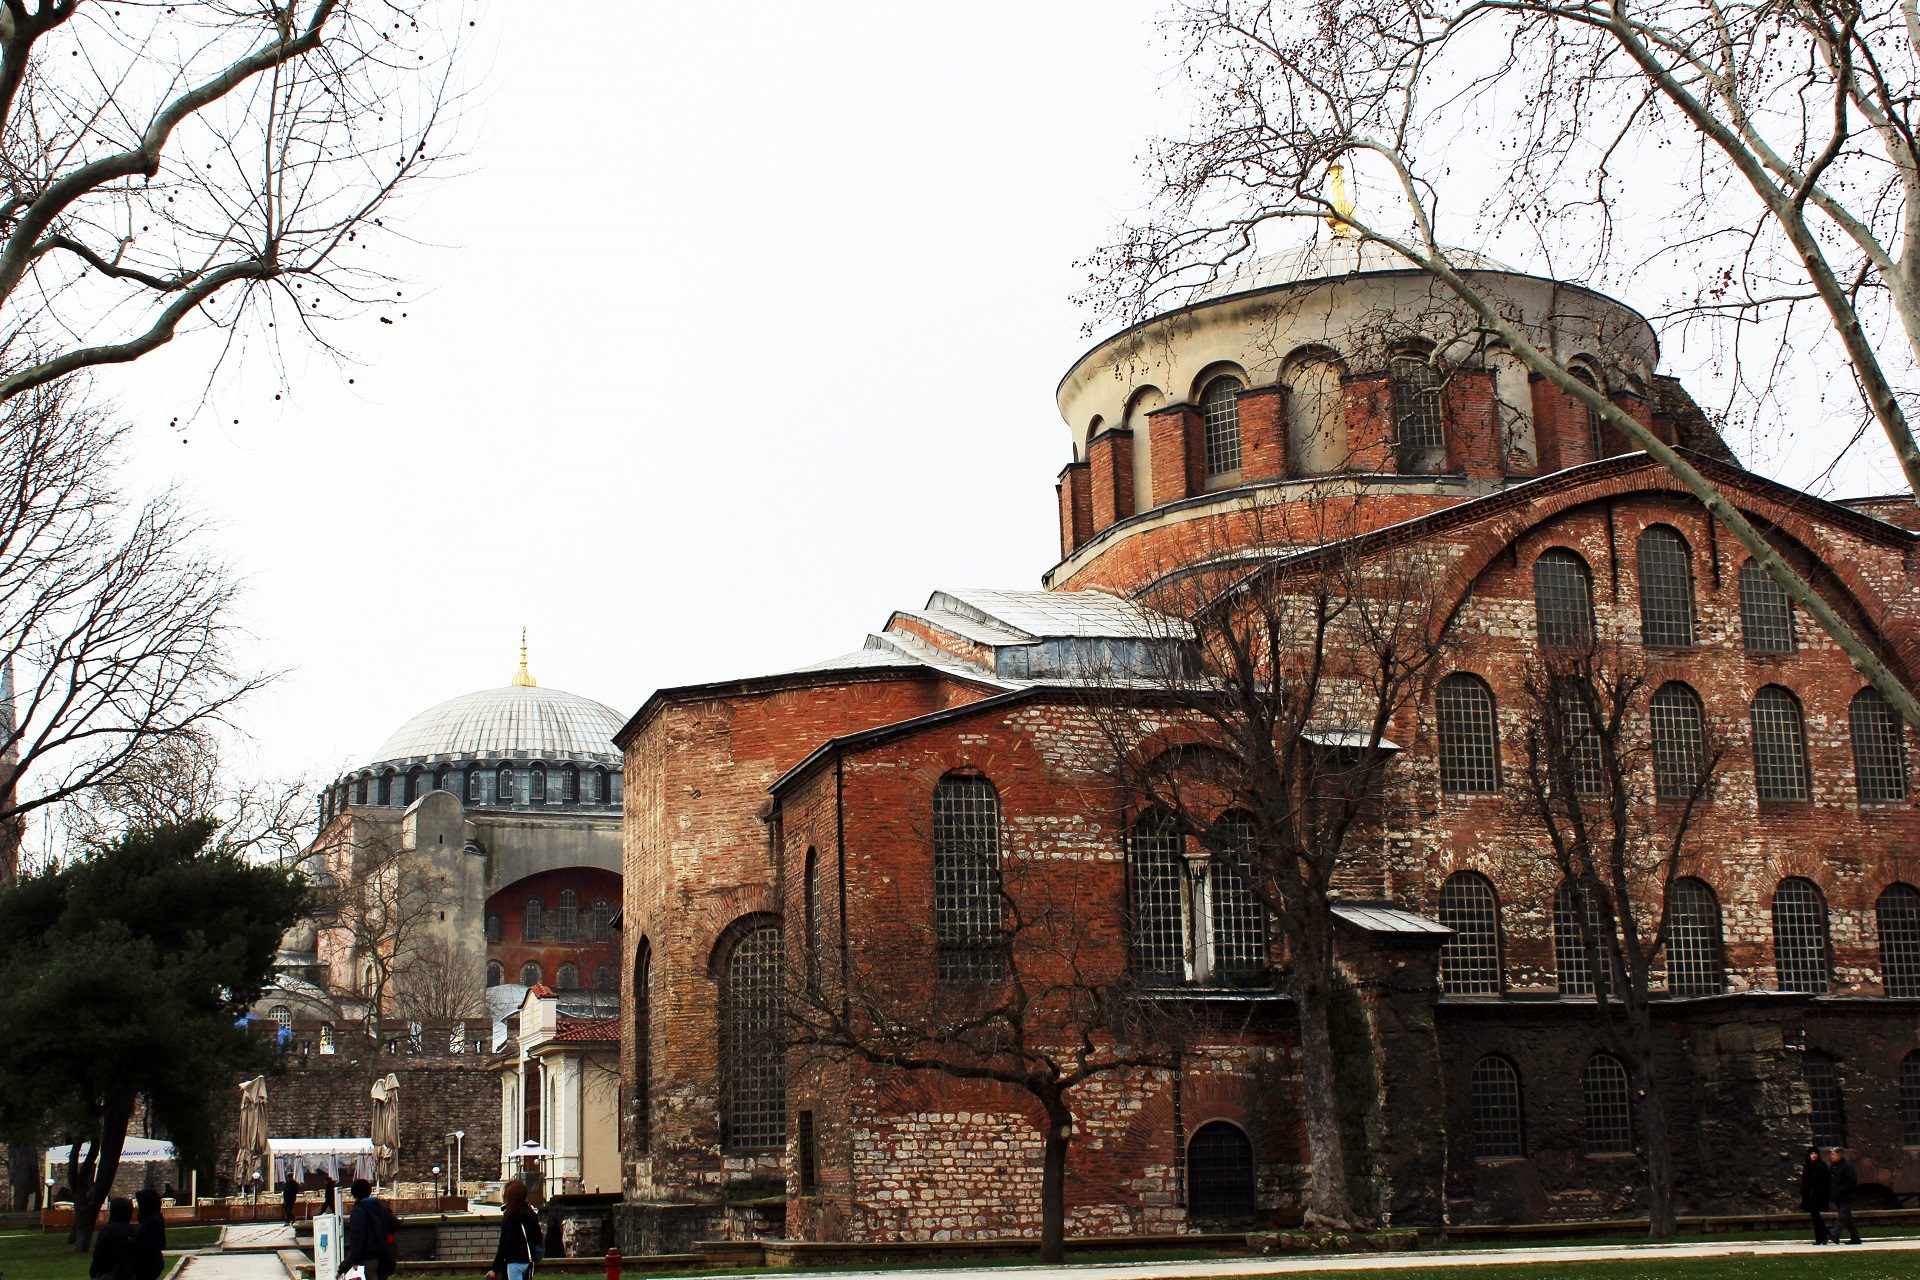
745 1235 1920 1280
172 1224 298 1280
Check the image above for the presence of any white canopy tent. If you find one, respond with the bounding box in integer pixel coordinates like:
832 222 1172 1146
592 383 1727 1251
268 1137 377 1186
44 1138 177 1194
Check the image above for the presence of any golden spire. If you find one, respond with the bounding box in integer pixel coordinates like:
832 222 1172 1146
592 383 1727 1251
511 628 537 687
1327 158 1357 238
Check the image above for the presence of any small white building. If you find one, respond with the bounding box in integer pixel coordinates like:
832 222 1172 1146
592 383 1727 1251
494 985 619 1196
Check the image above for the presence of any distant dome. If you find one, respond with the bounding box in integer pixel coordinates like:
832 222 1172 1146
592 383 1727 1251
1189 239 1518 304
369 684 624 767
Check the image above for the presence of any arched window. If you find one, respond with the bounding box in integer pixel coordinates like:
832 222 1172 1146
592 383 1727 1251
1436 674 1500 794
467 768 484 804
1185 1122 1256 1222
562 764 579 804
1199 375 1244 479
1851 687 1908 803
1556 679 1605 798
555 962 579 990
1569 366 1606 458
522 896 544 943
529 765 547 805
1772 877 1831 994
804 847 821 990
932 775 1006 982
581 767 600 805
485 913 504 944
519 960 542 987
486 961 503 988
1582 1053 1633 1154
594 767 613 805
351 777 366 806
553 889 579 942
1738 559 1794 653
1533 550 1594 648
1390 352 1447 473
375 771 393 805
524 1061 543 1144
1470 1055 1524 1159
1666 877 1726 996
610 771 623 804
1437 871 1503 995
270 1005 292 1030
319 1023 336 1054
1285 353 1347 475
408 768 426 803
1751 686 1811 801
1554 880 1611 997
435 767 451 793
591 897 614 942
720 922 785 1151
497 764 515 804
1649 682 1708 800
1205 815 1268 984
633 940 652 1152
1899 1051 1920 1146
1878 883 1920 997
1805 1051 1847 1148
1129 810 1187 982
1636 526 1696 648
593 964 613 992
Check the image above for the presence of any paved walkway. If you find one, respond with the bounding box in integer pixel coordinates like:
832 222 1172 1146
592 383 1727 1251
745 1235 1920 1280
172 1225 299 1280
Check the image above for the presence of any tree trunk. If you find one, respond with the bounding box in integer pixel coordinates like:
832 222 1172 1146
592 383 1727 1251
71 1099 131 1251
1037 1092 1073 1265
1291 924 1361 1230
1622 1010 1676 1238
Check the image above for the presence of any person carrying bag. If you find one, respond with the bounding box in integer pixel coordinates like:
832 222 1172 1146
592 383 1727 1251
486 1180 543 1280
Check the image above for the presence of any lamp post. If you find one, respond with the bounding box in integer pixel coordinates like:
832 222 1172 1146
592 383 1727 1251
444 1130 465 1198
432 1165 443 1203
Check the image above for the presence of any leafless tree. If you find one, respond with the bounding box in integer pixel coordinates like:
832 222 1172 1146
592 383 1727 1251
1087 0 1920 731
391 935 485 1023
1511 642 1720 1237
307 823 463 1030
0 382 266 872
0 0 463 404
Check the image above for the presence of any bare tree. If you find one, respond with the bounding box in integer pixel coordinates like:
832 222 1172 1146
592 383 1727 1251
1511 642 1720 1237
0 383 266 872
391 935 485 1023
307 823 463 1030
0 0 462 403
1088 0 1920 730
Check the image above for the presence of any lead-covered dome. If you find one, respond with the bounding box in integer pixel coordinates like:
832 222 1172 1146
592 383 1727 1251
372 684 623 767
1189 240 1517 303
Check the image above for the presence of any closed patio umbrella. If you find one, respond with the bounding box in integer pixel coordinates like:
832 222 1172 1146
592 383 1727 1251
369 1073 400 1185
235 1076 270 1188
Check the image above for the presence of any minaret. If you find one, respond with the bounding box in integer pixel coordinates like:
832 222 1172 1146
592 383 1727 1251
511 628 537 688
0 659 20 882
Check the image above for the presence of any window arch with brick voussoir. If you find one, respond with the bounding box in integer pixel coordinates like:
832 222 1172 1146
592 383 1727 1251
1186 1121 1256 1223
1878 882 1920 997
1666 877 1727 996
931 773 1006 983
1771 877 1830 994
715 916 785 1153
1437 871 1503 995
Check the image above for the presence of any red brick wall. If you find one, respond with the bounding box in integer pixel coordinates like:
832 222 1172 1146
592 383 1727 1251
486 866 621 991
1088 429 1136 533
1147 405 1199 507
1236 384 1288 483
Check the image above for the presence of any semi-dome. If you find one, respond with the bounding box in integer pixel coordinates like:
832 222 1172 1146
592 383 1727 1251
371 683 624 766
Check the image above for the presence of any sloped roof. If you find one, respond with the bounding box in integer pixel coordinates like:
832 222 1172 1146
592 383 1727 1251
549 1017 618 1045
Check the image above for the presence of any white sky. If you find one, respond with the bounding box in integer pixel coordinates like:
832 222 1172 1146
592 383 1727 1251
82 2 1909 800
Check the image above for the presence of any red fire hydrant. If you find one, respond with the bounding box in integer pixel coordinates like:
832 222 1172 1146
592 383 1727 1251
605 1248 621 1280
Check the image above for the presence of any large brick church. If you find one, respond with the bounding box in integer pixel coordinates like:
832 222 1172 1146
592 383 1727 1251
614 237 1920 1243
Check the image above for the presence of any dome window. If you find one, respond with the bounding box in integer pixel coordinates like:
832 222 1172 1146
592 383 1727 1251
562 765 579 804
530 765 547 805
582 768 600 805
406 767 425 804
1200 375 1244 481
466 768 483 804
497 764 515 804
1390 352 1448 473
434 767 450 793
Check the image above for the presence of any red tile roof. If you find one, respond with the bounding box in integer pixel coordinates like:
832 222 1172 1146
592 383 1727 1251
548 1016 618 1044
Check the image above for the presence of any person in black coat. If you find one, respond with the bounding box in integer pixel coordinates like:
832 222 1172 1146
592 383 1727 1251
485 1179 542 1280
282 1175 298 1225
320 1173 337 1216
1829 1148 1862 1244
133 1188 166 1280
1799 1147 1830 1244
89 1196 138 1280
344 1179 399 1280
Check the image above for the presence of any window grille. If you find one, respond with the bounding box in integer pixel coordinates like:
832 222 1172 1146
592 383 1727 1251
1570 367 1606 458
1772 877 1831 994
1437 675 1500 793
1650 682 1708 800
1738 559 1794 653
1438 872 1503 995
804 848 821 989
529 766 547 805
1390 354 1447 472
485 913 504 944
1666 877 1726 996
467 769 483 804
582 768 599 804
555 962 579 990
1900 1052 1920 1146
1186 1122 1256 1221
1636 526 1696 647
1130 813 1188 981
435 768 450 793
1582 1054 1633 1154
522 897 544 943
1557 682 1606 798
720 923 785 1151
1878 883 1920 997
1533 550 1595 648
1205 818 1267 983
1805 1052 1847 1148
497 765 514 804
1470 1056 1524 1158
562 765 579 804
553 889 580 942
1200 376 1243 477
519 960 542 986
932 776 1006 982
592 897 614 942
319 1023 335 1054
486 961 503 988
1751 686 1811 801
797 1110 819 1195
270 1005 292 1030
1554 881 1611 997
634 942 651 1152
1851 688 1907 803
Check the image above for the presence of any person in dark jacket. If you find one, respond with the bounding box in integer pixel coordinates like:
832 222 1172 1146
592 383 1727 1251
89 1196 137 1280
485 1179 542 1280
282 1175 297 1225
344 1179 399 1280
133 1188 166 1280
1829 1148 1862 1244
1799 1148 1831 1244
320 1172 337 1215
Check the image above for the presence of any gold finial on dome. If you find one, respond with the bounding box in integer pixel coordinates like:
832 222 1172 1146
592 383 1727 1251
1327 158 1357 238
511 628 537 687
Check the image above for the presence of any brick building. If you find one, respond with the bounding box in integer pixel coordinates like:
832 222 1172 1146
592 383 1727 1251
616 237 1920 1244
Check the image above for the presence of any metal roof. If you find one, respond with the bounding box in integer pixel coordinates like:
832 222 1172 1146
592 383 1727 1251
1331 903 1452 936
370 684 624 766
1190 240 1517 303
929 588 1183 640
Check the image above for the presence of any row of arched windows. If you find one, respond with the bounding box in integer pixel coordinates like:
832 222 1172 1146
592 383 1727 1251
490 892 616 945
483 959 616 991
1436 672 1906 805
327 760 622 818
1535 534 1796 655
1437 871 1920 998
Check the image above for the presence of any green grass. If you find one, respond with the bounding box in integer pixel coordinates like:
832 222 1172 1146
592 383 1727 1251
0 1224 223 1280
1180 1257 1916 1280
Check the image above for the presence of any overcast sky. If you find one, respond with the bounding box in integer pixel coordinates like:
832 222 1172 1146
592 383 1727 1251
83 2 1909 801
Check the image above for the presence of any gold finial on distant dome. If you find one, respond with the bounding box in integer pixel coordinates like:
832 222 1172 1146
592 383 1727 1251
1327 158 1357 238
511 628 537 687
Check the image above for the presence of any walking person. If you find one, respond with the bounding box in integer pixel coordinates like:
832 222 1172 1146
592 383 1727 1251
320 1172 337 1216
282 1175 298 1225
1800 1147 1831 1243
485 1179 542 1280
89 1196 138 1280
344 1179 399 1280
1829 1147 1863 1245
133 1188 166 1280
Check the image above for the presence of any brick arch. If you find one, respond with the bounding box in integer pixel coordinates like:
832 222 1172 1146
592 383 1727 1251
705 910 782 979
